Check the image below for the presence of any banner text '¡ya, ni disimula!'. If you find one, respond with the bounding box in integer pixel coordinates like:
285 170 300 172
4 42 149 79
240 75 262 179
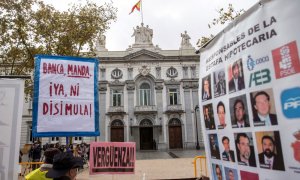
43 101 92 117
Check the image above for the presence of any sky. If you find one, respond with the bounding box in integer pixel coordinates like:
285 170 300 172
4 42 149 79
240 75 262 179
43 0 258 51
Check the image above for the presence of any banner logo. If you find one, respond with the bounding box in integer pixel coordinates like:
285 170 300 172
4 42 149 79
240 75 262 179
249 69 271 87
247 55 269 71
281 87 300 118
291 130 300 163
272 41 300 79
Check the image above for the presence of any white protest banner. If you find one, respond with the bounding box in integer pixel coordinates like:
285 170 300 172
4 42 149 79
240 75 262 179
33 55 99 137
199 0 300 179
0 79 24 180
89 142 136 174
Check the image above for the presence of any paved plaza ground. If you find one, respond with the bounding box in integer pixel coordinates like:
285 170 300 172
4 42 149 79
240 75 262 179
77 149 207 180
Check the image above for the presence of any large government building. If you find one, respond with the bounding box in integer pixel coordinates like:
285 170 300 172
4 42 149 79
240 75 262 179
20 24 203 150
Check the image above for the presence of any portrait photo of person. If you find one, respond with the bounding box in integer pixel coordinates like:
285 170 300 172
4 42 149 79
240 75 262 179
202 75 212 101
221 136 235 162
209 134 221 160
235 132 257 167
224 167 238 180
203 104 216 130
217 101 227 129
212 164 223 180
228 59 245 93
250 89 278 126
255 131 285 171
230 95 250 128
214 69 226 97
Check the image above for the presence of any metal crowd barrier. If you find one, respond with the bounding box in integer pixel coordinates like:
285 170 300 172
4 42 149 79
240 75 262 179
193 156 208 179
19 162 44 177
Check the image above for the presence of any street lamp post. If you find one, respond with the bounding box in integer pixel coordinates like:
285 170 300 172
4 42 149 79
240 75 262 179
194 105 200 150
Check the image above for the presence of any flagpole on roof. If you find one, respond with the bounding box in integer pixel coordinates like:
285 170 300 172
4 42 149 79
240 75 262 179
141 0 144 24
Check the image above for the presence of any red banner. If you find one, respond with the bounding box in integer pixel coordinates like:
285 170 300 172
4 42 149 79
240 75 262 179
89 142 136 174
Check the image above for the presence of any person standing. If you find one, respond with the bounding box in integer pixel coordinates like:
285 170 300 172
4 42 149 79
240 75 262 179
26 148 61 180
30 142 42 170
46 152 84 180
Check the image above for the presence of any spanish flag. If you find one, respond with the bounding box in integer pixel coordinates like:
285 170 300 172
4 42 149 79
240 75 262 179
129 0 141 14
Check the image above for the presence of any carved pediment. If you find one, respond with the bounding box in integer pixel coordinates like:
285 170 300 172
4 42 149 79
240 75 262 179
124 49 164 61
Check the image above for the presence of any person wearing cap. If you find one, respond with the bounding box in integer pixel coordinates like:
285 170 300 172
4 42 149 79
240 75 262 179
46 152 83 180
25 148 61 180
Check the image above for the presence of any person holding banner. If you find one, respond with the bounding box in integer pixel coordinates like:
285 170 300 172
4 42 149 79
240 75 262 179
228 60 245 93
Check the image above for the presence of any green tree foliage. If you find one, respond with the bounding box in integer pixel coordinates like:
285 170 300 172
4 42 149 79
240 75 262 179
197 4 244 48
0 0 117 97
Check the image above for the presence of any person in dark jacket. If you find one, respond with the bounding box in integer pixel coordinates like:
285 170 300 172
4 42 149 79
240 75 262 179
30 142 42 170
46 152 83 180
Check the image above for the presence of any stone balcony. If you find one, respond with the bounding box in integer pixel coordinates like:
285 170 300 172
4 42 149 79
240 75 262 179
165 104 184 114
134 105 157 114
107 106 126 115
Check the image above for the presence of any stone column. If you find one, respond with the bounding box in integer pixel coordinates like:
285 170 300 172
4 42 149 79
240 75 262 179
155 80 164 150
182 65 189 79
191 80 203 147
126 80 135 142
182 80 194 148
99 81 108 141
190 65 196 79
128 67 133 80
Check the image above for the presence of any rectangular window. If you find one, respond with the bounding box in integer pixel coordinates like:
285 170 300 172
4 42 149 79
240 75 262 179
112 90 122 106
74 137 82 141
28 126 37 143
139 89 150 106
51 137 59 142
169 89 178 105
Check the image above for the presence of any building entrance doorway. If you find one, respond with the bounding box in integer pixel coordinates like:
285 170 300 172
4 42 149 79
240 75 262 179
168 118 183 149
110 120 124 142
139 119 154 150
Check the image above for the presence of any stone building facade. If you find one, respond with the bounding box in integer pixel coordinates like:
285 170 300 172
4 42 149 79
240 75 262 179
17 24 203 150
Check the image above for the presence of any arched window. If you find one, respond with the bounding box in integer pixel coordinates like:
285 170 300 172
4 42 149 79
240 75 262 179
111 119 124 127
111 68 123 79
140 119 153 126
168 118 181 126
139 83 151 106
166 67 178 78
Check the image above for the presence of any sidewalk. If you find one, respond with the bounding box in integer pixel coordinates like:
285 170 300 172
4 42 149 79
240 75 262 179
77 149 206 180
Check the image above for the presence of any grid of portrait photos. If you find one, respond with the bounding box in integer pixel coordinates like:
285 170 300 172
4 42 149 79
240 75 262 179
200 31 300 179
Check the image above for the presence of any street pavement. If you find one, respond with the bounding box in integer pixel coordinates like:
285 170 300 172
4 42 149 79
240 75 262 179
77 149 207 180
